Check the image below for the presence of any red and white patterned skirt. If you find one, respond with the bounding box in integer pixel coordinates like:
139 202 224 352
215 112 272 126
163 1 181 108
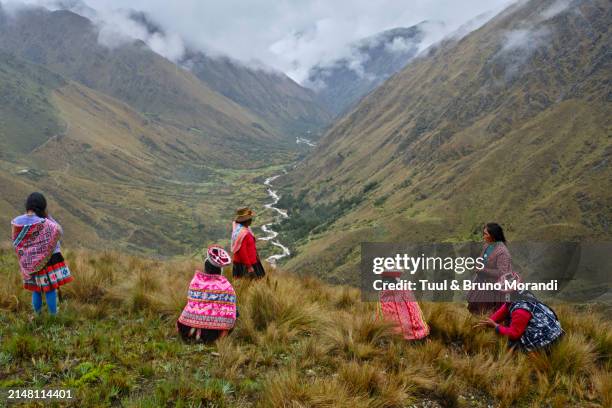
23 252 73 292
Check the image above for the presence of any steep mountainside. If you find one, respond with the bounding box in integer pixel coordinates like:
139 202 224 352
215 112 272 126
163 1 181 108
306 25 426 117
279 0 612 281
127 9 332 139
0 5 296 255
183 52 332 140
0 54 278 255
0 6 284 159
0 51 65 155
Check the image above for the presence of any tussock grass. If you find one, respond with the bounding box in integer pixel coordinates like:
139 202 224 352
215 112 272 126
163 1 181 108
0 247 610 407
259 365 387 408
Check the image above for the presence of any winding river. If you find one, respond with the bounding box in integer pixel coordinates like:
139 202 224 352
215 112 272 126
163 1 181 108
259 136 316 267
259 174 291 267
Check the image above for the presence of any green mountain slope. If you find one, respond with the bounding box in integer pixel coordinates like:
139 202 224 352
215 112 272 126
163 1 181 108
0 51 64 155
0 4 314 255
127 9 332 139
0 53 283 255
278 0 612 281
184 52 332 139
0 6 283 160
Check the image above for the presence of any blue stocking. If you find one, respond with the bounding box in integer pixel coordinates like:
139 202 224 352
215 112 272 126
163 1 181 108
32 291 43 313
45 290 58 315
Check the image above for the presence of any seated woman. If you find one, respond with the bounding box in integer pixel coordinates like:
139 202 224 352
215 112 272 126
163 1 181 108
11 192 73 316
378 270 429 341
475 273 564 352
177 246 237 343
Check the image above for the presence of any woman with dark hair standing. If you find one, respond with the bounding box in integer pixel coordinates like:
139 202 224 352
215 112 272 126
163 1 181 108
467 222 517 314
230 207 265 279
11 192 73 316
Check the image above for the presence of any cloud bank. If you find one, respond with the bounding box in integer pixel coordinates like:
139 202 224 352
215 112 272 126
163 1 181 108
3 0 515 82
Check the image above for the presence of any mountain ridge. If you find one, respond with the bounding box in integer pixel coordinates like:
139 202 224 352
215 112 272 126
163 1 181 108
278 0 611 281
305 23 428 117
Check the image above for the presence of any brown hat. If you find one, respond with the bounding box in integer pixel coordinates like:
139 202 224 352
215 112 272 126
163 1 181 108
234 207 255 222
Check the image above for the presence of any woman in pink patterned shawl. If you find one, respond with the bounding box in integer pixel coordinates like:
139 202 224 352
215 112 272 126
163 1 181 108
377 271 430 341
11 192 73 316
177 245 237 343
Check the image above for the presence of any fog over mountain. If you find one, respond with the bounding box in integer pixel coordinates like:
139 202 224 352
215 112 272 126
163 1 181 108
4 0 514 82
305 23 430 117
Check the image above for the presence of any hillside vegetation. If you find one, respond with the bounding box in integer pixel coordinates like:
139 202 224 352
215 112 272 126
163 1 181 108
184 52 332 139
0 52 65 155
0 247 610 407
279 0 612 281
0 62 287 255
0 3 328 256
0 6 316 150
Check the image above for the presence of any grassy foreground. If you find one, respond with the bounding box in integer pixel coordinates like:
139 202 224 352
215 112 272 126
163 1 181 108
0 247 610 407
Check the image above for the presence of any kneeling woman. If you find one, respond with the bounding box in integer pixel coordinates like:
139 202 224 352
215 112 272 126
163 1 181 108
476 274 563 352
177 246 237 343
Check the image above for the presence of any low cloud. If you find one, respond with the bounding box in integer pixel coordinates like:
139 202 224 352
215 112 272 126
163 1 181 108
3 0 186 61
501 27 551 52
3 0 517 82
495 25 552 81
85 6 187 62
385 36 417 53
540 0 572 20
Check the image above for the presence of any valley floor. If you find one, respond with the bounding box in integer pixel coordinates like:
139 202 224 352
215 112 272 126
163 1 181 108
0 249 610 407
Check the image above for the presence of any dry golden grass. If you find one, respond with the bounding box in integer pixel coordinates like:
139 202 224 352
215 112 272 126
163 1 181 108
1 247 610 407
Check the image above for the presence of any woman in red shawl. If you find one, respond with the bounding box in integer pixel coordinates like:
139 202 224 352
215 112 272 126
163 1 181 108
231 207 265 279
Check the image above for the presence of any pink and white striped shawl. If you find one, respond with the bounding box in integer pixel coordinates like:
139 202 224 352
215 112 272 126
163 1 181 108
178 271 237 330
378 290 430 341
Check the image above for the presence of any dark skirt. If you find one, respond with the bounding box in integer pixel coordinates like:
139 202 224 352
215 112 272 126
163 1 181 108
232 260 266 279
466 275 507 315
23 252 73 293
176 321 223 343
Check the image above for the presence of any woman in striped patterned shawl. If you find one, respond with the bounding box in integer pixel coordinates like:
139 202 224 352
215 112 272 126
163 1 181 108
11 192 73 316
378 270 430 341
177 245 237 343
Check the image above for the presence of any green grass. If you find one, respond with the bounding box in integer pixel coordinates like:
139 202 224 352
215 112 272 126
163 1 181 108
0 248 610 407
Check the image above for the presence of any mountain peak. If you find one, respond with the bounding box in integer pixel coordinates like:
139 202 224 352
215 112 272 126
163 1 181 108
305 22 426 116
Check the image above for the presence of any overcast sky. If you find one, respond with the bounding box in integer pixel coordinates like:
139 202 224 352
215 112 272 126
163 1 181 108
6 0 515 82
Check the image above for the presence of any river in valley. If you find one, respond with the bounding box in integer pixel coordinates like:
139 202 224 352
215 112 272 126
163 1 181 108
259 173 291 267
